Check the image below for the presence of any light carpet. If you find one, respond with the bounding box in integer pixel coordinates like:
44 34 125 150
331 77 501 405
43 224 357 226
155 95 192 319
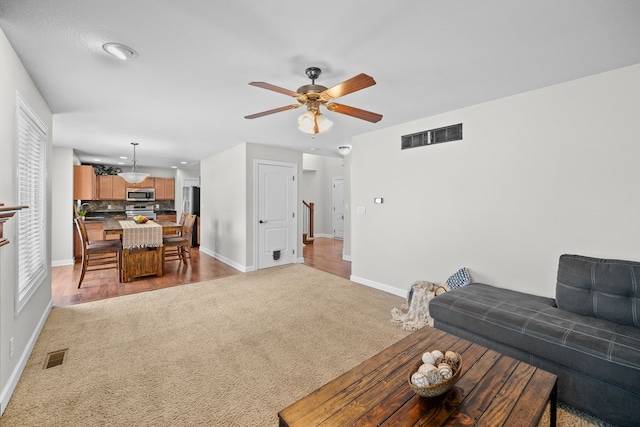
0 264 612 426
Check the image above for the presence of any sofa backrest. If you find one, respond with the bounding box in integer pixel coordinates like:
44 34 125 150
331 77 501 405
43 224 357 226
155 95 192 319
556 254 640 327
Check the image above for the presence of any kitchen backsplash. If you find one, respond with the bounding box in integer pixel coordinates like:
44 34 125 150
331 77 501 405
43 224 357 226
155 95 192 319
78 200 175 212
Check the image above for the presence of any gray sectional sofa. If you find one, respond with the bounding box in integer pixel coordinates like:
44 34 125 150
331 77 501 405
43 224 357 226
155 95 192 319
429 254 640 427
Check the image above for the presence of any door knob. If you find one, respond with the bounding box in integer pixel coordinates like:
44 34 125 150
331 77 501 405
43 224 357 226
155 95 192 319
259 220 267 224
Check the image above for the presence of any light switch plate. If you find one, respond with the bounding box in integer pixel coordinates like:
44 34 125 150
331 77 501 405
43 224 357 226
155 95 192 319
357 207 366 215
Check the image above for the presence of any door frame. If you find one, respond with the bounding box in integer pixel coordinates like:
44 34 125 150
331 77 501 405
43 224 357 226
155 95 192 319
253 159 298 270
332 176 344 239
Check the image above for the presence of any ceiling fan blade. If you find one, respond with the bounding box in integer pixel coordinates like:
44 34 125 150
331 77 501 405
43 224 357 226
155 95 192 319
326 103 382 123
248 82 300 98
321 73 376 100
245 104 300 119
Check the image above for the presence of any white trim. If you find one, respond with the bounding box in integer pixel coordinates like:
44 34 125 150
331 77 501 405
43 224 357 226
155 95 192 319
198 246 253 273
343 254 352 262
1 299 53 415
332 176 344 239
350 275 406 298
315 233 334 238
51 259 74 267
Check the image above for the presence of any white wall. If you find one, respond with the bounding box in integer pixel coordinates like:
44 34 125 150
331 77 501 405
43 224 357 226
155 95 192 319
200 143 303 271
200 144 247 270
51 147 74 265
351 63 640 298
0 29 53 414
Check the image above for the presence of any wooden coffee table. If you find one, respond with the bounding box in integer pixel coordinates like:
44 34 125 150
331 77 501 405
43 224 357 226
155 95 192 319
279 326 557 426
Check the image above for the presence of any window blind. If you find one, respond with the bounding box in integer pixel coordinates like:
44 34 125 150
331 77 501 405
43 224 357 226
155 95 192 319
15 94 48 308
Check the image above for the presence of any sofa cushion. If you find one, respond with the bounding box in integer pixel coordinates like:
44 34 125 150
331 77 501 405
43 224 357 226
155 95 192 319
430 283 640 394
556 254 640 327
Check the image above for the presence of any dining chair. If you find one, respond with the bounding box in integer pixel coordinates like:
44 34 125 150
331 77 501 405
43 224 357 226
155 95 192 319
163 214 195 266
75 217 123 288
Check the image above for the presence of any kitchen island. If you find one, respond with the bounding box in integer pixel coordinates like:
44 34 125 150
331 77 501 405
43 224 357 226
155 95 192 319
103 219 182 281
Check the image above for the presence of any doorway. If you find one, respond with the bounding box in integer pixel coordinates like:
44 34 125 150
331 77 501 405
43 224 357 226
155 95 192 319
255 160 297 269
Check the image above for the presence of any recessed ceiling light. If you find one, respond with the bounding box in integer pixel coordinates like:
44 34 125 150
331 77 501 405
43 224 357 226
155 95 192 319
102 43 138 60
117 162 125 165
180 161 188 165
120 156 128 159
92 158 101 162
171 166 177 169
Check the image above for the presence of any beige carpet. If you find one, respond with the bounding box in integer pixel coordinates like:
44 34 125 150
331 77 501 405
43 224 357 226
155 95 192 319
0 264 612 426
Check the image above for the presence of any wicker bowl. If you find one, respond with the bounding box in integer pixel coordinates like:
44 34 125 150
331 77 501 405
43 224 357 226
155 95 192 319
407 353 462 397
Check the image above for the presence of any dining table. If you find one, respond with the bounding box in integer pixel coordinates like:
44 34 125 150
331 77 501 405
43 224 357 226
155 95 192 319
103 219 182 281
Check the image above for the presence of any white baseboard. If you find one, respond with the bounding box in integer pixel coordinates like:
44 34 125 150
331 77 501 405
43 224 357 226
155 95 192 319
1 299 53 415
199 246 253 272
51 259 74 267
315 233 334 238
350 275 406 298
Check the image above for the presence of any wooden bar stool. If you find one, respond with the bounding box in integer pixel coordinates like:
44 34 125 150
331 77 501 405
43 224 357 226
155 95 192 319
75 217 123 288
163 214 195 266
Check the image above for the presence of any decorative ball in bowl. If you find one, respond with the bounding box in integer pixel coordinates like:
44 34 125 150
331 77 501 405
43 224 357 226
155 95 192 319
408 349 462 397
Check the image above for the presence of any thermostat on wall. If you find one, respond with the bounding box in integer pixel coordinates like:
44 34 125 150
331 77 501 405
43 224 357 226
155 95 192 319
374 198 384 204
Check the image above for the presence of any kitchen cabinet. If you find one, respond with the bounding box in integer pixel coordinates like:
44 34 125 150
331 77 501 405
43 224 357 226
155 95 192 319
129 177 155 189
156 214 177 222
73 165 96 200
155 178 175 200
96 175 127 200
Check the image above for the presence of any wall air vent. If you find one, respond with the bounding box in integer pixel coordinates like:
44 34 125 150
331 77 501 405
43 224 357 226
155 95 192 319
401 123 463 150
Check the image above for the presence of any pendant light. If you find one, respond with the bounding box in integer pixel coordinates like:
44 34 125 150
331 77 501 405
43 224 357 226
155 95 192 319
118 142 149 184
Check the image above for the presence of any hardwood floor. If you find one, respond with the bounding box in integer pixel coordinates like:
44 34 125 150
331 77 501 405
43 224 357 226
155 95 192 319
303 237 351 279
52 238 351 307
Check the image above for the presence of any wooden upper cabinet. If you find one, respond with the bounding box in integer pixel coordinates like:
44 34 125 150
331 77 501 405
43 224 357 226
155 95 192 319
112 175 126 200
73 165 96 200
96 175 127 200
155 178 175 200
165 178 175 200
130 177 155 189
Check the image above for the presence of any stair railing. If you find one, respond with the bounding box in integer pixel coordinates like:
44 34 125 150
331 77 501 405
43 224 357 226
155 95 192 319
302 200 315 244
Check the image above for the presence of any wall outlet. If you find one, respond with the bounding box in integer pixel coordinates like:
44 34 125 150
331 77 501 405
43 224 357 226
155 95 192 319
9 337 14 358
107 205 112 210
156 204 159 209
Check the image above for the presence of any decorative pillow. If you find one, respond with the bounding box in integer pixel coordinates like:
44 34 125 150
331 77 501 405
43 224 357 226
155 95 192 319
445 268 471 290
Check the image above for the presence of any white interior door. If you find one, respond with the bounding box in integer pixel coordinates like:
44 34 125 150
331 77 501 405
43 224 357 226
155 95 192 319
333 177 344 239
257 162 296 269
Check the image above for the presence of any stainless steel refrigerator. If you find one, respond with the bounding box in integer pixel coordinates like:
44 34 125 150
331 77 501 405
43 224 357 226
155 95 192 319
182 186 200 247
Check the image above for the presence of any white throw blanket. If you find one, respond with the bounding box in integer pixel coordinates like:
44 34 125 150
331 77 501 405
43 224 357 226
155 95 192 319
391 280 448 330
119 220 162 249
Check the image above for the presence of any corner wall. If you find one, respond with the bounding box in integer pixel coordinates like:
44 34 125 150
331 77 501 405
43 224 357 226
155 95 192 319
0 28 53 414
351 64 640 298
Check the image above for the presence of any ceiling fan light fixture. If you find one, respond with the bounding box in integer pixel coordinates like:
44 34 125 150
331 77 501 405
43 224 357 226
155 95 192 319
297 111 333 135
118 142 149 184
103 42 138 60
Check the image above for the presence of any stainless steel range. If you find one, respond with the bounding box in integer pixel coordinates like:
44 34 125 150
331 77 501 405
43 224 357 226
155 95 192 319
125 204 156 220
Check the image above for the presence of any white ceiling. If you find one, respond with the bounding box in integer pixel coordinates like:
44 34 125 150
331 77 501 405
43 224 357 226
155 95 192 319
1 0 639 169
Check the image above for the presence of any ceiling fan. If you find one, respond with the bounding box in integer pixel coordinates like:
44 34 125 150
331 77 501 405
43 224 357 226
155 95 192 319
245 67 383 135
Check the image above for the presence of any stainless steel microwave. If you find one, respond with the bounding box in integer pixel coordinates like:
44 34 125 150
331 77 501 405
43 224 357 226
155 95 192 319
126 188 155 202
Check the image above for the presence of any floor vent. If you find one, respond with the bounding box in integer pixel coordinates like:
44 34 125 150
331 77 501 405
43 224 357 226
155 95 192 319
401 123 463 150
44 349 68 369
